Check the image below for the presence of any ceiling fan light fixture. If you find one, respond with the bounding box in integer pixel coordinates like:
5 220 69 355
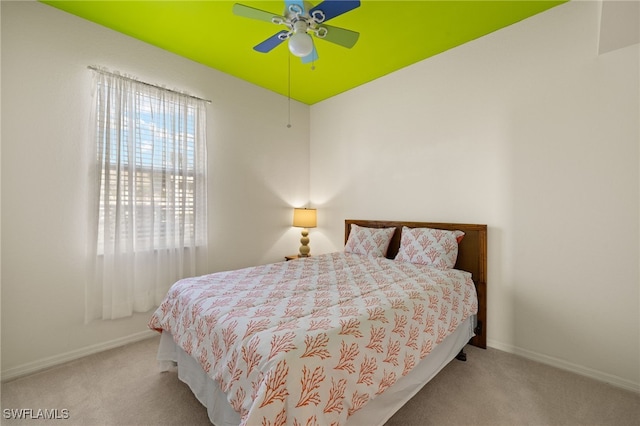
288 31 313 57
233 1 362 62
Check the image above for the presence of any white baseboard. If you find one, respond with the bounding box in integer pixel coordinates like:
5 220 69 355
1 330 157 382
487 339 640 394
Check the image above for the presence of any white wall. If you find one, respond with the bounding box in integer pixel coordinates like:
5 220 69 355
310 1 639 391
1 1 310 378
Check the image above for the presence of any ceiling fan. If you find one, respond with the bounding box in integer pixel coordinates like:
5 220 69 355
232 0 361 63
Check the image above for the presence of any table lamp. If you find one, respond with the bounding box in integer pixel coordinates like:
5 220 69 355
292 208 317 257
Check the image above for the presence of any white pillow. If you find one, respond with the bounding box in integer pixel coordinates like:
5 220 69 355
344 224 395 258
394 226 464 269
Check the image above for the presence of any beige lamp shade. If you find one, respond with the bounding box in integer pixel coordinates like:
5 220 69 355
292 208 317 228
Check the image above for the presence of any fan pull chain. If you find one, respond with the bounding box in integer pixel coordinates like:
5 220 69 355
311 38 317 71
287 53 292 128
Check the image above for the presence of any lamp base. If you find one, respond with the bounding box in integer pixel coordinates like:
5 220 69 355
298 228 311 257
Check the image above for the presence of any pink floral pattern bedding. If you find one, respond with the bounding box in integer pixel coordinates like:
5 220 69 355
148 252 477 426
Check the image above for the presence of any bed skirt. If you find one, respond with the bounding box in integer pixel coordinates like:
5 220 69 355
156 316 474 426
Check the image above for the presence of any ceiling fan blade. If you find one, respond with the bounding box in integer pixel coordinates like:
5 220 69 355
232 3 281 23
253 31 288 53
285 0 306 14
319 24 359 48
310 0 360 22
301 45 319 64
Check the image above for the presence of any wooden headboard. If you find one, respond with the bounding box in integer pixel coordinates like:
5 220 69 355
345 219 487 349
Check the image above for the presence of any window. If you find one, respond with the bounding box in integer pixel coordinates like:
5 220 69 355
88 69 208 320
96 92 202 251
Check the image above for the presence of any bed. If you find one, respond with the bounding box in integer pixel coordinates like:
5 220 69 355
149 219 487 426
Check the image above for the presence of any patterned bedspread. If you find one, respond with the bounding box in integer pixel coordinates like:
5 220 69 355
148 252 477 426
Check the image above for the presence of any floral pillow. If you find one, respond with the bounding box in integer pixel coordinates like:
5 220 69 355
344 224 396 258
394 226 464 269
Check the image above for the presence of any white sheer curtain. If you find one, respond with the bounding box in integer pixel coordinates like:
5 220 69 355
87 69 208 321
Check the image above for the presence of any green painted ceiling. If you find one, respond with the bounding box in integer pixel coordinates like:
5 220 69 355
41 0 565 104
